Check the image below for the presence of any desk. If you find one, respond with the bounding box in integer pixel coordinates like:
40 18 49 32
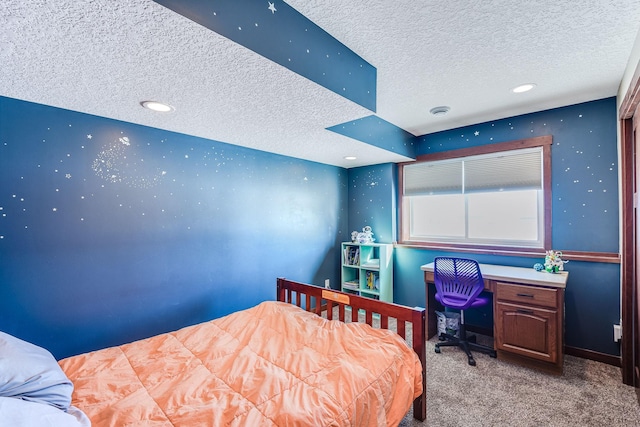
421 262 569 374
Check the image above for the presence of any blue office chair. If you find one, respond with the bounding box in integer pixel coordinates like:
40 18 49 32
433 257 497 366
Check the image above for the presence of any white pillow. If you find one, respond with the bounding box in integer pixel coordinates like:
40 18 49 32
0 397 90 427
0 331 73 410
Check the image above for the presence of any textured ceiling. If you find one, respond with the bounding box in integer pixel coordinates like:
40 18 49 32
1 0 640 168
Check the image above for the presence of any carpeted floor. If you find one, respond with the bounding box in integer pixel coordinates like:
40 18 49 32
326 306 639 426
399 336 640 427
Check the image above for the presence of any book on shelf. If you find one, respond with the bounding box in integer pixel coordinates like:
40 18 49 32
343 246 360 265
365 271 379 291
343 281 359 290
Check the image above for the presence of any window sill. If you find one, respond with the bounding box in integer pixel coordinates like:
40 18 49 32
395 241 620 264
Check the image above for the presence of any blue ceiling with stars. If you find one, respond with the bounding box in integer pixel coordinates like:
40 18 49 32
327 115 415 158
153 0 376 111
153 0 415 159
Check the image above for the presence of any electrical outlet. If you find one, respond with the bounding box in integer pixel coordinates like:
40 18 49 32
324 279 330 289
613 324 622 342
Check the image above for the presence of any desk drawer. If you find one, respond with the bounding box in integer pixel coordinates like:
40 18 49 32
496 282 557 308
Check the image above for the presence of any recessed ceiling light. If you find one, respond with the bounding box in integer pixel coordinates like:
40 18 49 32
140 101 174 112
429 106 450 116
511 83 536 93
344 156 357 160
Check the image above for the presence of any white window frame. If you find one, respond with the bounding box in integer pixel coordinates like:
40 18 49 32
399 136 552 254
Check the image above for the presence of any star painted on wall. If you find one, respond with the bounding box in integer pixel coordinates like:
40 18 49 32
268 2 276 14
474 131 480 136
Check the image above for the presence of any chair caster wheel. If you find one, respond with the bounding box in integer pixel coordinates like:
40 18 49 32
434 346 441 354
468 357 476 366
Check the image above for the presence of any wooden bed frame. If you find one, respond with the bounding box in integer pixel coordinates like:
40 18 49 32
277 278 426 422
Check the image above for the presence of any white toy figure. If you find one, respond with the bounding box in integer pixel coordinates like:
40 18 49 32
544 250 567 273
356 226 375 244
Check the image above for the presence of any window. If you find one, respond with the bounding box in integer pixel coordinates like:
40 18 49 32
400 137 552 252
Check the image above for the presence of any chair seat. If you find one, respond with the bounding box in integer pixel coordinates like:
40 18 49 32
433 257 496 366
435 292 489 310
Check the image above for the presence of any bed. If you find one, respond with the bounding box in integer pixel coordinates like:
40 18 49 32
1 278 426 426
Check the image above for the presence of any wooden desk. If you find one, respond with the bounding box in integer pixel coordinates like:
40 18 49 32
421 262 569 374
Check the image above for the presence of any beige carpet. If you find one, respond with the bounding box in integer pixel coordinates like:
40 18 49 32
399 336 640 427
324 306 639 426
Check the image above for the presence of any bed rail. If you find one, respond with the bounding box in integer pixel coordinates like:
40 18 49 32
276 277 426 422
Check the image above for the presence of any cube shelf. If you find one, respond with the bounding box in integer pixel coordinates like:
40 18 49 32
340 242 393 303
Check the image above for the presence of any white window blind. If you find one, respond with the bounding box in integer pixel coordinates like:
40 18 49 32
464 148 542 192
404 147 542 195
403 160 462 195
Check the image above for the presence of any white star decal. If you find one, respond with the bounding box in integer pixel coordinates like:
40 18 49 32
268 2 276 13
474 131 480 136
87 134 92 139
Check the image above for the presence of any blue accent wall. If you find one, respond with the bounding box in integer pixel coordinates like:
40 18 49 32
0 96 348 359
350 97 622 357
416 97 619 253
347 163 397 243
0 95 622 360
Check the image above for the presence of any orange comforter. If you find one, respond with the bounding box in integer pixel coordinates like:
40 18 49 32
59 301 422 426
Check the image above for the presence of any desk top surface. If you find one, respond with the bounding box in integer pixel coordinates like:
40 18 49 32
421 262 568 289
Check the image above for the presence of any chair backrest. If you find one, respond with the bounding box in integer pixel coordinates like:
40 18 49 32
433 257 485 310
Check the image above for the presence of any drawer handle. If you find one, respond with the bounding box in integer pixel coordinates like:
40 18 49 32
516 293 534 298
517 309 534 315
